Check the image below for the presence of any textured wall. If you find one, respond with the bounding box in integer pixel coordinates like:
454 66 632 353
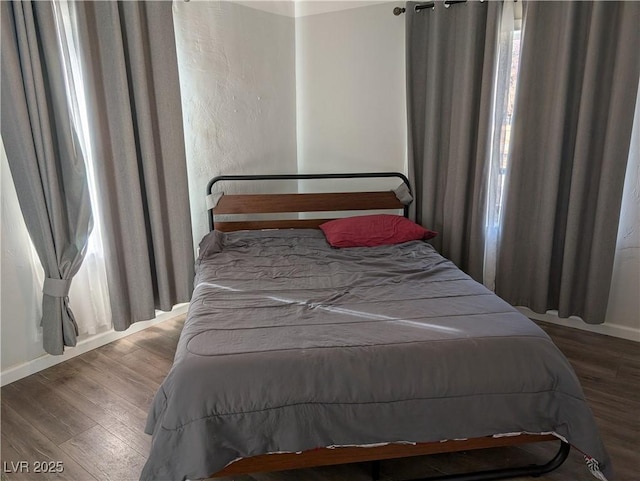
173 1 298 247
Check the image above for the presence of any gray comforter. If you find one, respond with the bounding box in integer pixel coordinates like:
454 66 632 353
142 229 611 481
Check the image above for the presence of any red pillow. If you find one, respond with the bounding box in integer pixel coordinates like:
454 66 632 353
319 214 437 248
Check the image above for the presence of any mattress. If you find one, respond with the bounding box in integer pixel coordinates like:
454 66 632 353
141 229 611 481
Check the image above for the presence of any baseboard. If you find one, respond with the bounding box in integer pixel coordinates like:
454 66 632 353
0 304 189 387
518 307 640 342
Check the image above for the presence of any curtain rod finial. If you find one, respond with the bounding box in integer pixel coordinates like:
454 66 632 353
393 7 406 16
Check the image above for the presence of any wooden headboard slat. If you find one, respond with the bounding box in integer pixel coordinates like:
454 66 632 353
215 219 335 232
213 191 403 215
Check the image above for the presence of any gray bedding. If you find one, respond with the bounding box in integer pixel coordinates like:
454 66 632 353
142 229 611 481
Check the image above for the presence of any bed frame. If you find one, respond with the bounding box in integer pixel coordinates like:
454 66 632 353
206 172 570 480
206 172 411 231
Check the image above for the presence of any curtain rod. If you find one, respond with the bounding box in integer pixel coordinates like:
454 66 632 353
394 0 493 16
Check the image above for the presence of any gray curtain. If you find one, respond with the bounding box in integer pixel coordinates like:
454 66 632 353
496 1 640 324
1 2 93 354
406 0 503 282
72 1 194 330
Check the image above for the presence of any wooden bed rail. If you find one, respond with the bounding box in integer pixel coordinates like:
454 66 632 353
211 434 569 480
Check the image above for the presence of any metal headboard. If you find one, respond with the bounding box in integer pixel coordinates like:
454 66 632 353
206 172 412 232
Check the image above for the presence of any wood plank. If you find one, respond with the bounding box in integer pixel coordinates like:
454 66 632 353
79 349 161 392
1 404 97 481
145 323 182 343
211 435 558 477
99 417 151 459
215 219 334 232
54 356 155 412
59 425 147 481
35 374 151 458
34 358 80 383
2 377 96 446
146 314 186 340
537 322 639 362
37 365 148 429
214 192 403 215
1 437 34 481
77 352 159 409
582 386 640 432
93 338 141 362
120 348 173 386
125 328 180 362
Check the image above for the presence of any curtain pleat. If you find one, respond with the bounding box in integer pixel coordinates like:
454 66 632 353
1 1 93 354
72 1 194 330
496 1 640 324
406 1 503 282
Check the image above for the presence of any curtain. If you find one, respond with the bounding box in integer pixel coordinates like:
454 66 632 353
1 1 93 354
496 1 640 324
53 1 113 337
71 1 195 330
406 0 503 282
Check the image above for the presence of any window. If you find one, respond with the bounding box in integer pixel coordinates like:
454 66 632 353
483 17 522 290
495 29 522 226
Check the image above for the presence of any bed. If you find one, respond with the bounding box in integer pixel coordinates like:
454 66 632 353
141 173 611 481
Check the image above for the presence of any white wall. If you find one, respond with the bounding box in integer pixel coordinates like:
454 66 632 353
295 0 390 18
295 2 406 178
1 141 46 369
173 1 298 246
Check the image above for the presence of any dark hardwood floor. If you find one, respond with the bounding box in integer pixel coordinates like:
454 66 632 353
1 315 638 481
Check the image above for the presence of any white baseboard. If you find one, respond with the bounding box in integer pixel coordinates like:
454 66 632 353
518 307 640 342
0 304 189 387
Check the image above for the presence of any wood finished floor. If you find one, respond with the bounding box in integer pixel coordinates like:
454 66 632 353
1 315 638 481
